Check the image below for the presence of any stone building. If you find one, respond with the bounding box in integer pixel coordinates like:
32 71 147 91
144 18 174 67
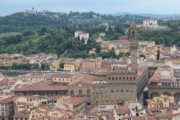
0 54 23 67
80 59 97 73
0 96 14 120
24 7 34 16
13 80 67 97
18 73 51 82
52 73 75 83
148 63 180 103
143 18 159 28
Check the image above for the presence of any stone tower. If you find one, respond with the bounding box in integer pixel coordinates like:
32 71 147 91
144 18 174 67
32 7 34 13
129 23 138 71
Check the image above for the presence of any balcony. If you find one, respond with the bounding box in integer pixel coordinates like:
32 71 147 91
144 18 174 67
148 84 180 89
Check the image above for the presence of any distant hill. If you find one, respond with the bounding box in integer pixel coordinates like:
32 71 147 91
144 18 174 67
0 11 146 33
106 12 180 19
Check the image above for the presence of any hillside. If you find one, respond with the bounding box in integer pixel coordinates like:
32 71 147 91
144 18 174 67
0 11 180 58
0 11 146 33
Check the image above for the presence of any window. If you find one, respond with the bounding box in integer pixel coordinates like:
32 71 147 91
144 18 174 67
109 77 111 80
112 77 114 80
87 89 90 95
70 90 74 97
116 89 119 92
126 89 129 92
2 111 4 116
79 90 82 96
121 89 123 92
111 89 114 92
119 77 121 80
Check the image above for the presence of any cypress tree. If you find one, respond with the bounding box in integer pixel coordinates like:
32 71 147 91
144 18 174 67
157 47 160 61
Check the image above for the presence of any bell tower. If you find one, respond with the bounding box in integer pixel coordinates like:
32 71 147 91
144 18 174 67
129 23 138 71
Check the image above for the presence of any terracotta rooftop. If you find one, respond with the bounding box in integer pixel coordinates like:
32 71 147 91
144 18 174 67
52 73 74 78
13 111 30 118
0 79 8 86
19 73 51 78
115 106 130 114
14 80 67 92
0 96 13 104
68 74 101 85
132 116 146 120
66 97 86 106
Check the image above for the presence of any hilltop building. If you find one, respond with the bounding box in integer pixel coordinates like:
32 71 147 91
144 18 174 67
24 7 35 16
136 18 159 29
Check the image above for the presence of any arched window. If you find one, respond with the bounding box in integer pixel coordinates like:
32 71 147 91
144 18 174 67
87 89 90 95
1 107 4 110
79 90 82 96
70 90 74 97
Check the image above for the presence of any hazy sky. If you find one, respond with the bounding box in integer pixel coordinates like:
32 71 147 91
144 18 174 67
0 0 180 16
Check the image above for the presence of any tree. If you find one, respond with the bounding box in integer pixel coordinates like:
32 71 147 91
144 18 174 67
139 54 146 59
81 37 85 44
33 63 39 69
95 45 101 53
60 62 65 69
23 31 33 36
40 27 47 35
157 47 160 61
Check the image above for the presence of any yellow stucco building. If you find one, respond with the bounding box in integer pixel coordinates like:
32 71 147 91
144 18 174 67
146 94 174 109
0 54 23 67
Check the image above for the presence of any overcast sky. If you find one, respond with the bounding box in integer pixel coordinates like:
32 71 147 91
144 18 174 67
0 0 180 16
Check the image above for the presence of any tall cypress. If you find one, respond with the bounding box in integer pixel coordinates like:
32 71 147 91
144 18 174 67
157 47 160 61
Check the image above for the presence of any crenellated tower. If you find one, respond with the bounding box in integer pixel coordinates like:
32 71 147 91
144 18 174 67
129 23 138 71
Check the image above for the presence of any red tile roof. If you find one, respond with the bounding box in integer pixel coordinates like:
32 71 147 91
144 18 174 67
13 111 30 118
68 74 101 85
52 73 74 78
132 116 146 120
0 96 13 104
115 106 130 114
66 97 86 105
14 80 67 92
